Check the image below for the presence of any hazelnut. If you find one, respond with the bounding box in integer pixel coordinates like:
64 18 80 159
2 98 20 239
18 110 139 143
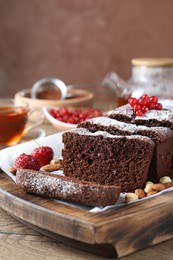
125 193 138 203
144 183 154 193
159 176 172 184
146 181 153 185
50 159 62 165
135 189 145 199
9 167 17 175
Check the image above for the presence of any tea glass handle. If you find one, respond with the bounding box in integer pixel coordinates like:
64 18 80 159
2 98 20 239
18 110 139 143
23 107 45 135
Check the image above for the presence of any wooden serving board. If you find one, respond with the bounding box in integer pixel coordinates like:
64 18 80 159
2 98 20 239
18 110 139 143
0 172 173 258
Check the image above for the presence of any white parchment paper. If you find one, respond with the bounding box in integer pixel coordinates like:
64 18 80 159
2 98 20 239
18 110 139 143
0 132 172 213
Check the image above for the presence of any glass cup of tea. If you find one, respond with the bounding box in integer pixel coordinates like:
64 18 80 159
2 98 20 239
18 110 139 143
0 98 44 146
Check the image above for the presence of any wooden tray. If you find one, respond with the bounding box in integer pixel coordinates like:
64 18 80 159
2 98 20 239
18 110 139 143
0 173 173 258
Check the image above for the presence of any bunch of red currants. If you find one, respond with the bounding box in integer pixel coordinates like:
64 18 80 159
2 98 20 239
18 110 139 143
128 94 162 116
49 107 103 124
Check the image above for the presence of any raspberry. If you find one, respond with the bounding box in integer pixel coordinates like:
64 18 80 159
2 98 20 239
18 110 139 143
31 146 54 166
14 153 41 170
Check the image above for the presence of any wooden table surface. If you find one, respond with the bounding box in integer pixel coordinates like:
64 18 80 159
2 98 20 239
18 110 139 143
0 123 173 260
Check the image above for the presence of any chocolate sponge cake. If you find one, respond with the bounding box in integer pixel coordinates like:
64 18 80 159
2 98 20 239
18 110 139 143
16 168 121 207
78 117 173 181
62 128 155 192
107 99 173 129
107 99 173 178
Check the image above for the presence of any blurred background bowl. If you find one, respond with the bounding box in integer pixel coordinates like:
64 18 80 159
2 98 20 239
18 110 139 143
15 88 94 109
15 87 94 122
15 82 117 122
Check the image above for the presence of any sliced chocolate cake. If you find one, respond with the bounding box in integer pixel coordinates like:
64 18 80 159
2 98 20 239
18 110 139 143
78 117 173 181
62 128 155 192
107 99 173 129
16 168 121 207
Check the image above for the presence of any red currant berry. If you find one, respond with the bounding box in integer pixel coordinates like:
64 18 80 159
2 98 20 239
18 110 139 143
135 110 143 116
128 97 138 107
138 94 150 106
142 94 150 100
149 96 158 104
68 117 75 124
133 104 141 111
147 101 155 109
155 102 162 110
138 98 147 106
141 106 149 113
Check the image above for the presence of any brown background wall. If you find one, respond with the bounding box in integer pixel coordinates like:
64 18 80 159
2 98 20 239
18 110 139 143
0 0 173 97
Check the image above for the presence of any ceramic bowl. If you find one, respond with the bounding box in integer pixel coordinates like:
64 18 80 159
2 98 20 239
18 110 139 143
43 106 77 132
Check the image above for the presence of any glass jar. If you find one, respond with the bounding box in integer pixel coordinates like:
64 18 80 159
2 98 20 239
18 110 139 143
131 58 173 83
130 58 173 99
102 58 173 108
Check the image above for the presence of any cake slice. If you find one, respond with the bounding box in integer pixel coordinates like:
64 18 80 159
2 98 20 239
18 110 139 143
16 168 121 207
78 117 173 181
107 100 173 129
62 128 155 192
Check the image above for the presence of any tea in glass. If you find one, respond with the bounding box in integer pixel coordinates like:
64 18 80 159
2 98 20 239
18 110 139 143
0 99 29 145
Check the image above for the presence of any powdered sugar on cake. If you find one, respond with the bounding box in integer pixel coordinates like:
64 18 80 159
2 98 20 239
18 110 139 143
70 127 154 144
111 103 173 120
81 116 173 138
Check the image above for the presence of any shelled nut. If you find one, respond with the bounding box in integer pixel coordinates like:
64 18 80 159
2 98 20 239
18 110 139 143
146 191 158 197
9 167 17 175
151 183 165 192
50 159 62 165
146 181 153 185
41 163 62 172
125 193 138 203
124 175 172 203
159 176 172 184
135 189 145 199
164 182 173 189
144 183 154 193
